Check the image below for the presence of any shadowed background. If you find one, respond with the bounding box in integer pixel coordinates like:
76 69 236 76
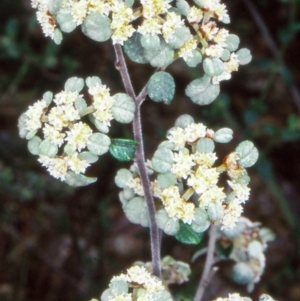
0 0 300 300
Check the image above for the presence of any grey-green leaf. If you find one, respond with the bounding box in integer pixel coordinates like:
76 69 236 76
176 0 190 16
124 197 150 227
141 33 160 50
82 13 112 42
166 26 191 49
147 71 175 104
111 93 136 123
191 208 210 233
214 128 233 143
155 209 180 236
18 113 29 139
203 57 224 76
115 168 133 188
48 0 62 14
56 9 77 33
28 136 42 155
39 140 58 157
78 151 99 163
53 28 63 45
196 138 215 153
87 133 111 156
64 77 84 92
124 32 149 64
75 97 87 114
157 173 176 189
144 39 174 67
185 49 202 67
152 148 174 173
235 140 259 168
42 91 53 106
236 48 252 65
86 76 102 88
225 34 240 52
64 171 97 187
185 76 220 105
174 114 194 128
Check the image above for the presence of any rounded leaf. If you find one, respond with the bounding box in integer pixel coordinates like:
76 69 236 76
82 13 112 42
86 76 102 88
141 33 160 50
48 0 63 14
174 114 194 128
144 39 174 67
39 140 58 157
207 202 224 221
42 91 53 106
166 26 191 49
203 57 224 76
124 197 149 227
175 221 204 245
214 128 233 143
56 9 77 33
18 113 29 139
111 93 136 123
78 151 99 163
53 28 63 45
75 97 87 115
157 173 176 189
176 0 190 16
158 141 175 150
196 138 215 153
155 209 180 235
191 208 210 233
124 32 149 64
221 48 230 61
236 48 252 65
185 49 202 67
248 240 263 258
235 140 259 168
115 168 132 188
152 148 174 173
64 77 84 92
185 76 220 105
64 144 76 155
232 262 254 285
110 139 138 162
28 136 42 155
225 34 240 52
87 133 111 156
64 171 97 187
109 279 128 295
147 71 175 104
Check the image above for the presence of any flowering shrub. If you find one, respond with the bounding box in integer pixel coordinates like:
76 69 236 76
18 0 277 300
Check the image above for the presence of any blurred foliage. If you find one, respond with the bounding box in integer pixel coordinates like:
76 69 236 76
1 0 300 301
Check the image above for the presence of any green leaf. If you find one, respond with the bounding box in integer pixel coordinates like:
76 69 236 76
141 33 160 50
144 39 174 67
166 26 191 49
48 0 63 14
235 140 259 168
213 128 233 143
111 93 136 123
78 151 99 163
56 9 77 33
175 221 204 244
64 171 97 187
155 209 180 235
157 173 176 189
75 97 87 115
221 48 230 61
81 13 112 42
39 140 58 157
191 208 210 233
64 144 76 155
42 91 53 106
124 197 150 227
53 28 63 45
174 114 194 128
87 133 111 156
185 49 202 67
203 57 224 76
152 148 174 173
124 32 149 64
196 138 215 153
176 0 190 16
236 48 252 65
86 76 102 88
185 76 220 105
64 77 84 92
207 202 224 221
225 34 240 52
28 136 42 155
114 168 133 188
147 71 175 104
109 139 138 161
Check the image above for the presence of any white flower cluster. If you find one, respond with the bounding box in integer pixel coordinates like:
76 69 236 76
158 122 251 230
100 265 172 301
20 77 117 183
213 293 252 301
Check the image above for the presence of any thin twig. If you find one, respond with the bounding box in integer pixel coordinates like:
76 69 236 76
194 224 218 301
113 44 161 277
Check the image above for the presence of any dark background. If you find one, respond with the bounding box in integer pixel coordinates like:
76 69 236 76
1 0 300 300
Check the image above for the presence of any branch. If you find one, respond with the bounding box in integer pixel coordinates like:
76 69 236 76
194 224 218 301
113 44 161 278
